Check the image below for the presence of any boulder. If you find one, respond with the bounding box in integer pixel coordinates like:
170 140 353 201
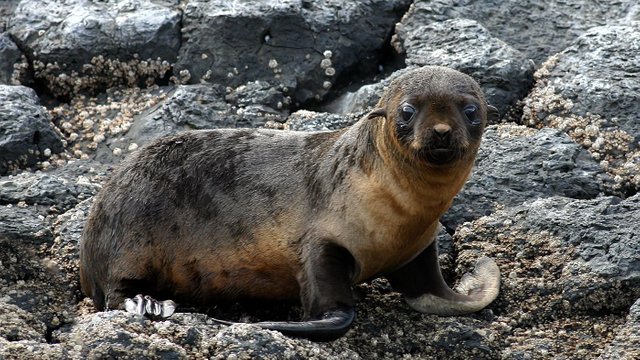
7 0 181 97
0 32 22 84
93 83 289 163
393 18 534 115
599 298 640 360
0 85 64 175
522 23 640 193
454 194 640 316
176 0 412 104
396 0 638 64
443 124 611 229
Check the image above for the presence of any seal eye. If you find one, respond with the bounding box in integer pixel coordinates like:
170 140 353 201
401 104 416 122
464 104 480 125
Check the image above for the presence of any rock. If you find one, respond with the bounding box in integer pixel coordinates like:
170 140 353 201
0 160 105 212
599 298 640 360
0 235 77 343
51 198 93 298
94 83 289 163
0 1 18 31
272 109 364 131
393 17 535 115
522 24 640 193
0 32 22 84
7 0 180 97
0 85 64 175
443 124 611 229
320 67 413 115
396 0 639 64
454 194 640 317
0 205 52 245
176 0 412 104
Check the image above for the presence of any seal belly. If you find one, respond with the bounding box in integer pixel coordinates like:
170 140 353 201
163 239 302 302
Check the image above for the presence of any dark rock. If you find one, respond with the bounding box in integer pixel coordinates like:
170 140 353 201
94 83 289 163
176 0 412 104
397 0 639 64
0 85 64 175
0 205 52 245
454 194 640 316
599 298 640 359
443 124 611 229
0 160 105 211
321 67 413 115
522 23 640 193
393 17 535 116
7 0 181 96
274 109 364 131
0 1 18 31
0 32 22 84
0 235 77 341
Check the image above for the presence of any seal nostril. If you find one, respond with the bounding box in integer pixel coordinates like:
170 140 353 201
433 124 451 140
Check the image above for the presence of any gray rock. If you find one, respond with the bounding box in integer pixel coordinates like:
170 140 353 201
94 83 289 162
455 194 640 316
393 17 535 115
51 198 92 297
7 0 181 96
0 32 22 84
0 1 18 31
521 23 640 193
321 67 413 115
276 109 364 131
176 0 412 104
599 298 640 360
0 160 105 211
443 124 611 229
0 235 76 340
0 205 52 245
0 85 64 175
397 0 639 64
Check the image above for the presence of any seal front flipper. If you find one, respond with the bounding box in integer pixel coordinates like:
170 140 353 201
124 294 176 319
212 242 356 342
211 306 355 342
386 241 500 316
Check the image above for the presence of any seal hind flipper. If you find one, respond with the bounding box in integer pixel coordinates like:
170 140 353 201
386 241 500 316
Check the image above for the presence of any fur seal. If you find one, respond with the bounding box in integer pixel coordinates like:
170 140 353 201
79 65 501 341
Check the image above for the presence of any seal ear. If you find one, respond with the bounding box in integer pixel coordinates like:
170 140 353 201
367 108 386 120
487 105 500 122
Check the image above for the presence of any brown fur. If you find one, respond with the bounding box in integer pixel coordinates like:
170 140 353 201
79 65 499 340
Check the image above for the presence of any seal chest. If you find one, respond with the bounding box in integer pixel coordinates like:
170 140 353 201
79 65 501 341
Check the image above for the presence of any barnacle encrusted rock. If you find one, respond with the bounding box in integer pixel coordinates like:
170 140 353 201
0 85 64 175
521 24 640 193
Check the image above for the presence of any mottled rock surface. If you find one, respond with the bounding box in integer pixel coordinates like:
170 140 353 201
444 124 611 229
0 85 64 175
176 0 411 104
393 17 534 115
398 0 639 64
1 0 638 358
0 32 21 84
522 23 640 194
7 0 181 97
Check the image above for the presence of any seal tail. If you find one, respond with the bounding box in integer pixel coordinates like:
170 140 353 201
405 256 500 316
210 306 355 342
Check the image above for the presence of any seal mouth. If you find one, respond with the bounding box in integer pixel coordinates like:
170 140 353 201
420 148 459 166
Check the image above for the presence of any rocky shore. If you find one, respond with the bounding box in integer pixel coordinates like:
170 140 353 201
1 0 638 358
